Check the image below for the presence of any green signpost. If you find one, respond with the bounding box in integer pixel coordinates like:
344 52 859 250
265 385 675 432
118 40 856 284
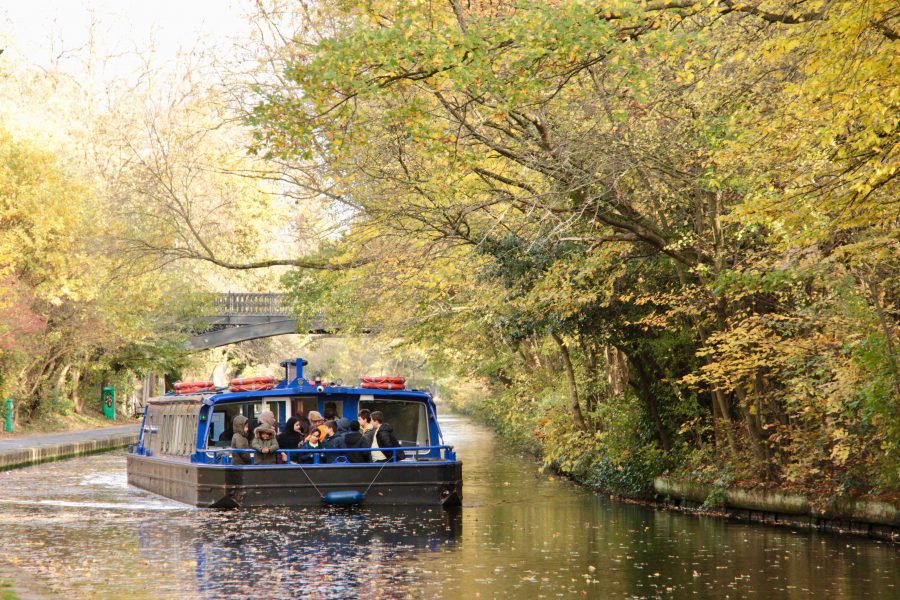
102 386 116 421
3 398 12 432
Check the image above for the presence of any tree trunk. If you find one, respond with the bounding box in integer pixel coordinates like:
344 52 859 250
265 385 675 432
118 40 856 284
72 368 83 414
629 358 673 451
712 388 739 458
550 332 588 431
54 363 72 407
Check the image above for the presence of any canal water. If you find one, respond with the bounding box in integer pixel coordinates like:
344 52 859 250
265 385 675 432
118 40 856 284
0 413 896 599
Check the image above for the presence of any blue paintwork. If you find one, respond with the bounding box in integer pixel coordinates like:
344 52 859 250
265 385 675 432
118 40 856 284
136 357 452 465
193 445 457 465
322 490 365 504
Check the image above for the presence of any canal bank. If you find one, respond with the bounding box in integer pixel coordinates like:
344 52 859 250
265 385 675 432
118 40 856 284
652 477 899 542
0 426 139 471
453 405 899 542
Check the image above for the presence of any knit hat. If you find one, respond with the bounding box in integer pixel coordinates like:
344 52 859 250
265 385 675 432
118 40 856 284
307 411 323 422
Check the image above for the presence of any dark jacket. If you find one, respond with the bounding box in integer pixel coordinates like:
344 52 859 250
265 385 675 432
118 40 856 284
322 432 347 463
361 427 376 449
277 417 305 463
299 440 322 464
375 423 405 461
343 430 370 463
230 415 251 465
335 417 351 439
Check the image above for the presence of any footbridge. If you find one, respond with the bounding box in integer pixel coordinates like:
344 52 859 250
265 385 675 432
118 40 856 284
190 293 330 350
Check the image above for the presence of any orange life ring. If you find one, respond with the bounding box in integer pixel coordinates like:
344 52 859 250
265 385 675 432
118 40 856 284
229 376 276 392
174 380 215 394
360 381 406 390
361 375 406 385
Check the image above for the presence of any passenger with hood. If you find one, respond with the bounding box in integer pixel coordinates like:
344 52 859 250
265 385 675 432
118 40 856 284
370 411 405 462
343 420 371 463
335 417 351 442
251 422 279 464
321 419 347 463
230 415 252 465
277 417 305 463
258 410 278 432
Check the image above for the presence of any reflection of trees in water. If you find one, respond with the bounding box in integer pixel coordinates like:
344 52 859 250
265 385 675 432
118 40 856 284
137 507 461 599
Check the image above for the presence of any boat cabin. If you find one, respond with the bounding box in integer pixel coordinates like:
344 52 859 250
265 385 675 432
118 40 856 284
136 357 447 463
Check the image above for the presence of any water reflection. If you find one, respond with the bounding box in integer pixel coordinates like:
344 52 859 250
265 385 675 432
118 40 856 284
0 412 895 599
135 507 460 599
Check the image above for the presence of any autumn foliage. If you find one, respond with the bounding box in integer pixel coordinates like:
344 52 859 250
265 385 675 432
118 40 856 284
252 1 898 496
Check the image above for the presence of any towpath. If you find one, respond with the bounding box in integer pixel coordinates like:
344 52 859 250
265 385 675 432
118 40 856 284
0 424 139 470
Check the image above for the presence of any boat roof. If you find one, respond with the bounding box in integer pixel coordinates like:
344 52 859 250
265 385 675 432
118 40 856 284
149 382 433 406
147 395 205 405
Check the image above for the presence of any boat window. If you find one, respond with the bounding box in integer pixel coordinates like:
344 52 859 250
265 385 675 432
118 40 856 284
291 396 318 419
206 400 288 447
141 402 202 456
208 404 247 447
358 400 429 446
322 400 343 420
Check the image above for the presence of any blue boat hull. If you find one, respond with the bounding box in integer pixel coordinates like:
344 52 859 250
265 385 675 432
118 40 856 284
127 454 463 508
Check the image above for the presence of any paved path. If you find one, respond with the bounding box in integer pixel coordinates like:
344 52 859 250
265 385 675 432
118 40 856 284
0 425 140 470
0 425 139 450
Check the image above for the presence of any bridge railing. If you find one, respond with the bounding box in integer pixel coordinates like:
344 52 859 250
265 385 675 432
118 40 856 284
211 293 292 316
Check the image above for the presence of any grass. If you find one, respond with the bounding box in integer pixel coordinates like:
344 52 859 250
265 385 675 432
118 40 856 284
0 406 139 440
0 578 20 600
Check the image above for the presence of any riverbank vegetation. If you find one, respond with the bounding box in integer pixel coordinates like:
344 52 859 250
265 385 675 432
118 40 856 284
245 1 898 499
1 2 896 501
0 32 271 422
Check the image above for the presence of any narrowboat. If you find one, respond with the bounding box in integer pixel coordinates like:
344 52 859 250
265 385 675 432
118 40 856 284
126 358 462 508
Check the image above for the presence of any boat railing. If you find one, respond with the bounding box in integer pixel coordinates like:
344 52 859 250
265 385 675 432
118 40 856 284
192 444 457 465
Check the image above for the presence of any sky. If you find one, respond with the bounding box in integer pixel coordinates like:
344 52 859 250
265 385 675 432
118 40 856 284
0 1 309 292
0 0 254 82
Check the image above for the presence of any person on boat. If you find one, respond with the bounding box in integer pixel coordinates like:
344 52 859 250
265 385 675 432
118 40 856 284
358 409 373 433
293 406 311 437
277 417 305 463
258 410 278 433
370 411 405 462
335 417 351 443
230 415 252 465
343 420 371 463
251 422 279 465
299 429 323 464
323 401 338 420
321 419 347 463
307 410 327 439
359 409 376 447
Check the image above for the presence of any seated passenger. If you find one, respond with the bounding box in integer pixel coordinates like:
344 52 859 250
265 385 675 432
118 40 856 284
299 429 323 464
343 420 371 463
251 423 279 464
218 426 232 444
230 415 251 465
371 410 405 462
323 401 338 420
277 416 305 463
321 420 347 463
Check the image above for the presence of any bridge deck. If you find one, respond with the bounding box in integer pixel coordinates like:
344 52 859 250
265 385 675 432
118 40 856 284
191 293 332 349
